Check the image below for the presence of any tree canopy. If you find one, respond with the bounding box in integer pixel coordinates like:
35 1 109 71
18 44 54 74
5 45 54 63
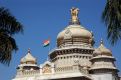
0 7 23 65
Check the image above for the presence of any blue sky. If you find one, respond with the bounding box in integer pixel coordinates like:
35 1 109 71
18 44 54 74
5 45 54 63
0 0 121 80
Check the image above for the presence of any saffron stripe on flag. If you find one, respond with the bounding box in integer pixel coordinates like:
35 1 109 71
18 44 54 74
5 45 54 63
43 39 50 47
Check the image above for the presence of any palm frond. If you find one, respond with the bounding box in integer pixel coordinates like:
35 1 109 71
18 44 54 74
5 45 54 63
0 31 18 65
0 7 23 35
102 0 121 45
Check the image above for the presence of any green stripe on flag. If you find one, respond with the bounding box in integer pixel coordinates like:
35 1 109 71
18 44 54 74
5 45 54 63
43 43 49 47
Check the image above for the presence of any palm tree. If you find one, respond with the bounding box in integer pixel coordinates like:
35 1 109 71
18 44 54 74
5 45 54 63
0 7 23 65
102 0 121 45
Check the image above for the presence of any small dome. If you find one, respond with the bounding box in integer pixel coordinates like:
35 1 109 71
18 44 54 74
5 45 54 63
20 49 36 64
97 39 112 56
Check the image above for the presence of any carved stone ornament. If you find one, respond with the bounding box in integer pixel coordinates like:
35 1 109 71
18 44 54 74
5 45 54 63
64 29 72 39
42 64 52 74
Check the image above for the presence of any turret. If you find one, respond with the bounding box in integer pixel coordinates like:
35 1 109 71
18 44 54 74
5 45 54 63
89 39 119 80
16 49 39 77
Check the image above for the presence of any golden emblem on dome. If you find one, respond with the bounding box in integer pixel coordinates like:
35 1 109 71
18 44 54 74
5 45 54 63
70 7 79 22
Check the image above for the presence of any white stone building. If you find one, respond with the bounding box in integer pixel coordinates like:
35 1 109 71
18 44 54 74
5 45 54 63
12 7 120 80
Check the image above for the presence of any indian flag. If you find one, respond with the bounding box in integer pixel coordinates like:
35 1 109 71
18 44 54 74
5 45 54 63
43 39 50 47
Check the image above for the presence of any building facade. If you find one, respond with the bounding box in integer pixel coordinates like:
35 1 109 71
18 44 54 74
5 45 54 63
12 7 120 80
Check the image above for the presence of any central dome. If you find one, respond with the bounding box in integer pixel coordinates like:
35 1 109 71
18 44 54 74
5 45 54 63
57 7 94 48
57 24 93 48
57 25 92 40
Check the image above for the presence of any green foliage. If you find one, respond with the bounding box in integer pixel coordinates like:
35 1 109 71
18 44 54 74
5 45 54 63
0 7 23 65
102 0 121 45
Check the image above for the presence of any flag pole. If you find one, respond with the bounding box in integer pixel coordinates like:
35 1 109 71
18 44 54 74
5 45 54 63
43 38 50 61
47 45 50 61
48 40 50 61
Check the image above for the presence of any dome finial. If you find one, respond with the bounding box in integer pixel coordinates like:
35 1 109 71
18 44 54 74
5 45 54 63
70 7 80 25
28 48 31 53
100 38 104 45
